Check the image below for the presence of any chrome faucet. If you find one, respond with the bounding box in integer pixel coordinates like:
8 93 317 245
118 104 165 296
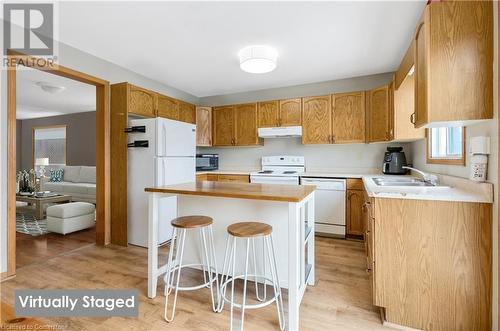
402 166 439 186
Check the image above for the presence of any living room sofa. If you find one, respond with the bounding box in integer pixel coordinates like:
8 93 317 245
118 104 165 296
41 166 96 203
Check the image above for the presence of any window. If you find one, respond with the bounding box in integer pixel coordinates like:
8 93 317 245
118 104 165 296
427 126 465 165
33 126 67 174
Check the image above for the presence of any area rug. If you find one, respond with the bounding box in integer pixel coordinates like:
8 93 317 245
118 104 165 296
16 213 49 236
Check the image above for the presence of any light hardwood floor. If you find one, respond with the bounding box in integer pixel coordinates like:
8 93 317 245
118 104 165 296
16 227 96 269
1 237 392 330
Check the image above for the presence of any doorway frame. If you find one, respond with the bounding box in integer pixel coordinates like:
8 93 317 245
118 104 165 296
5 51 111 278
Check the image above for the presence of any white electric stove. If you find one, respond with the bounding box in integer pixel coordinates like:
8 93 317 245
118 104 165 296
250 156 305 185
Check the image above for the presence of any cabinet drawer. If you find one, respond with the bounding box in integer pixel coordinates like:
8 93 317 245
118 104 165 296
217 174 250 183
206 174 219 181
196 174 208 181
347 178 364 190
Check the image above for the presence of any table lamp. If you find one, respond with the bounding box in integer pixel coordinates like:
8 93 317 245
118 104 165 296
35 158 49 177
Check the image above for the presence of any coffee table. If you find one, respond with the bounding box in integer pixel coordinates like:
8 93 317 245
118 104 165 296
16 194 72 220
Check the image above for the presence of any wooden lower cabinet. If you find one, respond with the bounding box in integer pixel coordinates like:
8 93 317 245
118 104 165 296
346 189 364 236
196 173 250 183
367 197 491 330
216 174 250 183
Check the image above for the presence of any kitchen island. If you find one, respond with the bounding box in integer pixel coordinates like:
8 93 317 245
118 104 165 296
145 181 316 330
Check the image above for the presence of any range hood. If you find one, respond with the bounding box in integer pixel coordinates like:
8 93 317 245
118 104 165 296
258 126 302 138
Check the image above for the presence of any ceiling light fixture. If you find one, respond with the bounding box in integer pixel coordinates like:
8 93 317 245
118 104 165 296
239 45 278 74
36 81 66 94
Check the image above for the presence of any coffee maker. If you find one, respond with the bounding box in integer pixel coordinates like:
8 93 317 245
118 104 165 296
382 147 408 175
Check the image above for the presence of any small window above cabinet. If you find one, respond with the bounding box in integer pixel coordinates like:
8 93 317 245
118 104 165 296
427 126 465 166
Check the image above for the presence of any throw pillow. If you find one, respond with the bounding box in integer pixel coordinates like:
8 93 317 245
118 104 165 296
49 169 64 182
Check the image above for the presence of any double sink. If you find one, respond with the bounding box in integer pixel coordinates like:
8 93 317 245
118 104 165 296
372 177 449 188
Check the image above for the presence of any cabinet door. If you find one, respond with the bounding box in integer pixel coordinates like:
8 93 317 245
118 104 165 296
179 101 196 124
367 85 390 142
332 92 365 143
394 74 425 140
129 85 156 117
212 106 234 146
279 98 302 126
258 101 279 127
234 103 259 146
157 94 179 120
302 95 332 144
414 16 428 128
196 107 212 146
347 189 364 236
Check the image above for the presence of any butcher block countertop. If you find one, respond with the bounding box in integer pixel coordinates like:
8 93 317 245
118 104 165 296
145 181 316 202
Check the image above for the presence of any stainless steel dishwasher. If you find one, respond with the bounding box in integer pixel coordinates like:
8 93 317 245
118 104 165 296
300 177 346 237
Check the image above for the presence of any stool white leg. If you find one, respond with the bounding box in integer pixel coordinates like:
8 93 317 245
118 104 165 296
229 236 237 331
238 238 251 331
164 228 186 322
253 237 267 302
218 234 233 313
266 235 285 331
208 225 220 309
164 227 178 296
199 229 208 287
201 226 218 312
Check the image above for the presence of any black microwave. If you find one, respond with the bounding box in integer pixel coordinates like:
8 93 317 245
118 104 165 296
196 154 219 171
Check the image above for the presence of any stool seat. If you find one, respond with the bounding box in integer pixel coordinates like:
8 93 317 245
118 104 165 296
171 215 213 229
227 222 272 238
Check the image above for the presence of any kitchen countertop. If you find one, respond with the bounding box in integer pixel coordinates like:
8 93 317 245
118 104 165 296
196 169 493 203
197 168 381 178
362 174 494 203
145 181 316 202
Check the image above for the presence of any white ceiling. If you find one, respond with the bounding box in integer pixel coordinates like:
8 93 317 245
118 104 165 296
57 1 426 97
16 67 96 120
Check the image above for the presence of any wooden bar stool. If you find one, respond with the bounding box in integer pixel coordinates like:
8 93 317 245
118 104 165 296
218 222 285 331
164 215 219 322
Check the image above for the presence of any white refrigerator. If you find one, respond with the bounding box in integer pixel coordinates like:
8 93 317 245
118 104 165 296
128 117 196 247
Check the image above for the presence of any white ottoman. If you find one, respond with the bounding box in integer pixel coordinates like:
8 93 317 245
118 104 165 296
46 202 95 235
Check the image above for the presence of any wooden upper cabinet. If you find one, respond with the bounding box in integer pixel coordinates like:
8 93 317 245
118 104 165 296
367 85 391 143
258 101 279 127
332 92 365 143
157 94 179 120
178 101 196 124
129 85 157 118
234 103 260 146
302 95 332 144
414 1 493 127
394 74 425 141
212 106 234 146
414 13 428 128
196 107 212 146
279 98 302 126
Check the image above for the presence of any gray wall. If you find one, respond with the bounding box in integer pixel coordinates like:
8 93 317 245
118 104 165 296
17 112 96 171
198 72 394 106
